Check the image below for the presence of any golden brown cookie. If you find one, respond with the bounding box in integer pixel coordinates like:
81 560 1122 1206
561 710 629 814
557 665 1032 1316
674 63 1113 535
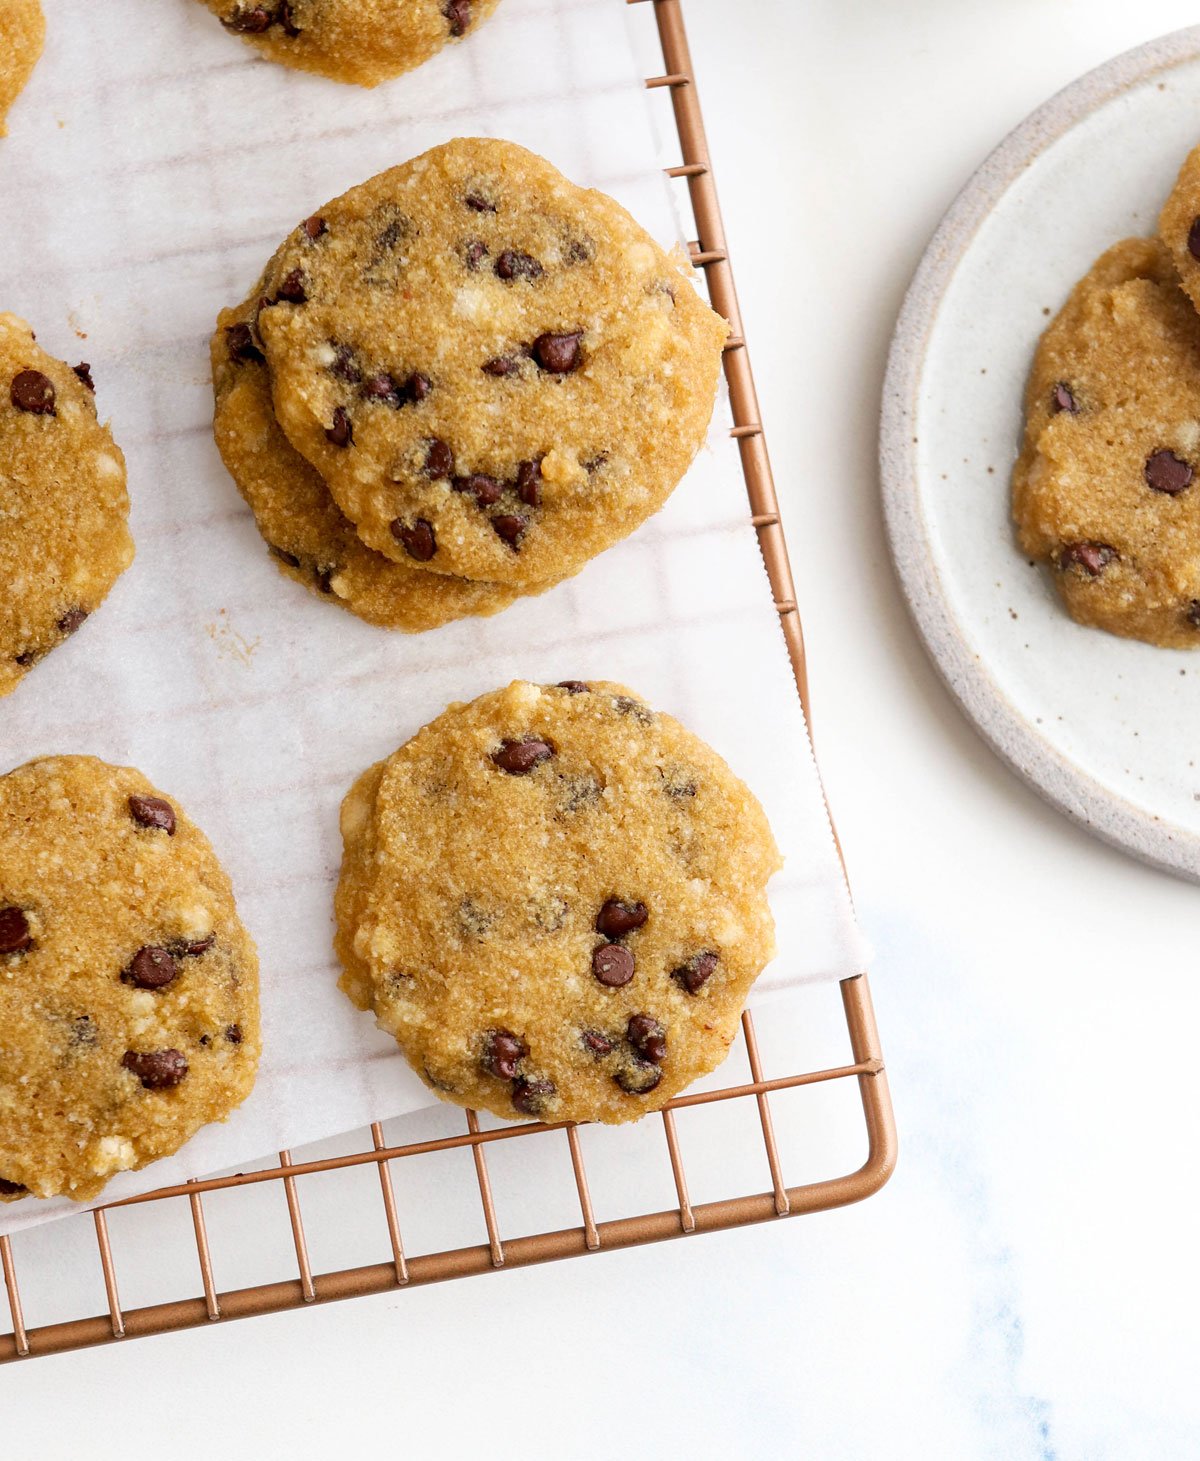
1013 238 1200 647
257 139 728 587
0 0 44 137
212 287 529 630
0 314 134 696
0 756 261 1203
334 680 781 1126
195 0 500 87
1159 141 1200 317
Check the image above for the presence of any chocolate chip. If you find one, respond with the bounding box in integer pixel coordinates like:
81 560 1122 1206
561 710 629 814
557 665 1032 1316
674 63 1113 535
57 607 88 637
0 907 32 955
533 331 583 374
592 943 635 988
302 214 327 240
128 794 176 834
1051 382 1077 415
662 767 697 799
279 2 301 37
225 1023 243 1044
170 933 215 958
1145 449 1193 495
224 4 273 32
1059 541 1116 577
315 564 337 593
1189 217 1200 262
464 192 495 213
123 945 179 991
70 1015 98 1048
122 1048 188 1089
556 680 589 694
512 1076 555 1117
426 438 455 478
492 737 554 775
407 372 432 403
375 218 408 254
454 472 503 507
1188 600 1200 629
482 1029 528 1080
325 406 353 448
443 0 472 37
581 1029 614 1057
673 950 718 994
393 518 436 561
0 1179 27 1196
492 513 527 548
613 695 653 725
516 459 542 506
72 362 96 392
465 240 489 270
11 369 56 415
626 1013 667 1063
362 372 403 406
226 322 264 365
329 341 362 384
595 898 648 940
559 774 602 812
495 249 543 282
482 355 520 377
274 268 308 305
614 1061 662 1095
270 545 302 569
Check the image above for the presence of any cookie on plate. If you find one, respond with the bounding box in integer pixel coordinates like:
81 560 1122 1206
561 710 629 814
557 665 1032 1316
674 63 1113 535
256 139 729 588
334 680 781 1125
0 314 134 696
212 287 529 630
1013 238 1200 647
0 756 261 1202
1158 140 1200 318
0 0 44 136
196 0 500 87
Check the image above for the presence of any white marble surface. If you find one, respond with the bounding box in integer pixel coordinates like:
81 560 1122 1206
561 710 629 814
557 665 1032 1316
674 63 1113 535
7 1 1200 1454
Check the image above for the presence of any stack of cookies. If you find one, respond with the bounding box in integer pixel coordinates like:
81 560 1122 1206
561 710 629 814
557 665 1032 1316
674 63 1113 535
1014 139 1200 648
211 138 729 633
334 680 781 1125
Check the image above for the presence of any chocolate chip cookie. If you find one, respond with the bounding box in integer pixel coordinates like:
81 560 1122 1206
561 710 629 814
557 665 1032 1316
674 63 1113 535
1013 238 1200 647
212 287 530 629
334 680 781 1125
196 0 500 87
0 0 43 136
0 314 134 697
256 139 729 588
0 756 261 1202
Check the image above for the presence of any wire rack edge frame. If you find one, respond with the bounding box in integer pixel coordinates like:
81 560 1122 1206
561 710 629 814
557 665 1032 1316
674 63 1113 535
0 0 897 1365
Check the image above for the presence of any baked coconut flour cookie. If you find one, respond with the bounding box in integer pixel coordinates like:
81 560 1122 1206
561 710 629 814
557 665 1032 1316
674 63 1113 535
256 139 729 588
1159 141 1200 318
0 314 134 696
1013 238 1200 647
0 0 44 136
197 0 500 87
334 680 781 1125
0 757 260 1202
213 286 528 629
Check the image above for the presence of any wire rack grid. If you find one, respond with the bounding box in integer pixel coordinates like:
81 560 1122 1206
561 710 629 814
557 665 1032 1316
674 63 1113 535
0 0 897 1365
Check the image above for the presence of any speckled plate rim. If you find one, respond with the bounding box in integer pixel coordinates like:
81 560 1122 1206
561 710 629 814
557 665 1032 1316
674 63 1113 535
880 24 1200 884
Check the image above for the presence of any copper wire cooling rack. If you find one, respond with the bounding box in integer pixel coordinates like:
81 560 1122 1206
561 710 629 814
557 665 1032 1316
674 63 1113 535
0 0 897 1363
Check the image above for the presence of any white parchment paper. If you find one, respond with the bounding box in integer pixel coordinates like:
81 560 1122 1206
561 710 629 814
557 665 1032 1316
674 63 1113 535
0 0 868 1237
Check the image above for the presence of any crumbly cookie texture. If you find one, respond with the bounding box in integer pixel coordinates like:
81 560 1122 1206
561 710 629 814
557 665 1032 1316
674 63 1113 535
1159 141 1200 317
0 756 261 1203
334 680 781 1126
257 138 729 587
196 0 500 87
0 314 134 697
0 0 44 136
1013 238 1200 648
212 286 534 630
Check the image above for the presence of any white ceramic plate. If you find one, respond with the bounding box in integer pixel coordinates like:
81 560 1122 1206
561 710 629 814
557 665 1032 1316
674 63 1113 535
881 26 1200 883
